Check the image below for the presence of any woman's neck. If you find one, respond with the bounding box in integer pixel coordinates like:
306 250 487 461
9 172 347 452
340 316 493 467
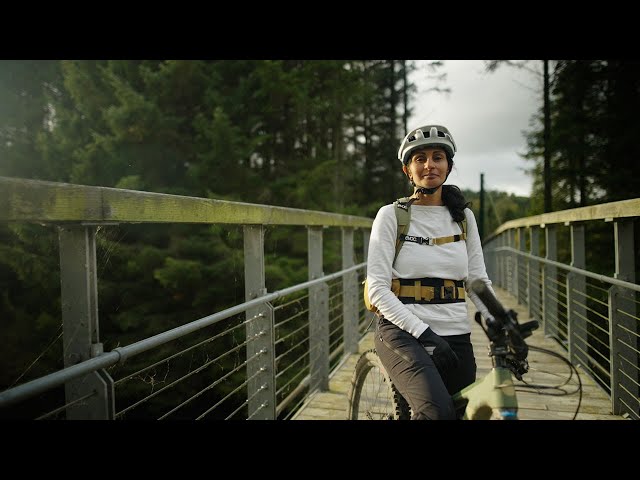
412 187 444 206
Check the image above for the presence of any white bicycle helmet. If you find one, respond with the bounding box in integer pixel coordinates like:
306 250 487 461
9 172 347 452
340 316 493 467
397 125 457 165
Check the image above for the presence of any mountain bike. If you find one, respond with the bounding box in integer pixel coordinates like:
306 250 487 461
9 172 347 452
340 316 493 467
347 279 540 420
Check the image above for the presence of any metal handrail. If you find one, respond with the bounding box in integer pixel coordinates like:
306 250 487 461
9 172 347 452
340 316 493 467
488 246 640 292
0 263 365 409
484 205 639 419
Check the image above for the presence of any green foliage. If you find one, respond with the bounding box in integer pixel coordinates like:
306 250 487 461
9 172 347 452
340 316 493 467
154 257 203 292
5 59 640 417
0 224 61 389
0 60 63 180
463 189 530 239
0 59 452 417
520 60 640 210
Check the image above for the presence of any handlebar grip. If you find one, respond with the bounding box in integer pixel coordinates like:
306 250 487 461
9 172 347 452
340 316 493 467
518 320 540 338
470 280 507 318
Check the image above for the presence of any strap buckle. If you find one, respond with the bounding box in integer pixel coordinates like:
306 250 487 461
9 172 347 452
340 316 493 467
424 237 434 246
442 286 455 300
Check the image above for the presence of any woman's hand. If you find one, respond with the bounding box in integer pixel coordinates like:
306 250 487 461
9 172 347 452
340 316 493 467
418 328 460 371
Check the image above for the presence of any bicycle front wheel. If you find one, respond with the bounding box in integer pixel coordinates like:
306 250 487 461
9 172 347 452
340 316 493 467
347 349 410 420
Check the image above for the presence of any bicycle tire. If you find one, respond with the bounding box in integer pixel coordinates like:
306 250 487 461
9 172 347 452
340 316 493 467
347 349 411 420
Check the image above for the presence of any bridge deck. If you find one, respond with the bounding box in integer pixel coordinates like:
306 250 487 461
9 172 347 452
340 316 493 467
292 286 628 420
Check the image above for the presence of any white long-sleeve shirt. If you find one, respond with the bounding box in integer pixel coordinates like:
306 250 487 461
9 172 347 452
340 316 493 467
366 203 495 338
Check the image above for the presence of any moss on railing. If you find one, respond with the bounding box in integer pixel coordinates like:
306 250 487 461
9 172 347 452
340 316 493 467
487 198 640 241
0 176 373 228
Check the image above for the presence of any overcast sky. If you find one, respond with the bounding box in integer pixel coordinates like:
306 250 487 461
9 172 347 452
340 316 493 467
408 60 541 197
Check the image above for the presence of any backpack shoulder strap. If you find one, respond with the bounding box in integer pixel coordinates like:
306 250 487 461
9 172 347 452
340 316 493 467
393 199 467 261
393 196 414 263
457 217 467 239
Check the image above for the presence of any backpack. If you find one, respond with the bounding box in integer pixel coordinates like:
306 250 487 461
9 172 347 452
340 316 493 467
363 197 467 313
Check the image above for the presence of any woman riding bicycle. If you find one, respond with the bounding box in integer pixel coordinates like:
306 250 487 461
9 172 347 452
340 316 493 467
366 124 496 420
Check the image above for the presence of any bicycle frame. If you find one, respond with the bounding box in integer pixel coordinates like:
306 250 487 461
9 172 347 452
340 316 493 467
450 282 537 420
452 366 518 420
347 280 537 420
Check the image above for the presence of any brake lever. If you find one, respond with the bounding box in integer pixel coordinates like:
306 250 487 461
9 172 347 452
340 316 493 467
518 320 540 339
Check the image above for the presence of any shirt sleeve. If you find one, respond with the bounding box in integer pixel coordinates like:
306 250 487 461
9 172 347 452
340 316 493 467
366 205 429 338
463 208 497 320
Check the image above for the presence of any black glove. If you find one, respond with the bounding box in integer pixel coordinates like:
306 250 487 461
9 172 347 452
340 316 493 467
418 328 460 371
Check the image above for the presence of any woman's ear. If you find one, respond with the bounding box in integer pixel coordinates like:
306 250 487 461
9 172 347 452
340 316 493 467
403 164 415 185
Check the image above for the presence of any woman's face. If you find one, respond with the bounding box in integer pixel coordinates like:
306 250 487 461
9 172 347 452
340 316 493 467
403 147 450 189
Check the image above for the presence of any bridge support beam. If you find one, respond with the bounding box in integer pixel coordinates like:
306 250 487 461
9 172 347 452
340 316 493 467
244 225 276 420
543 225 558 339
342 228 358 355
58 225 114 420
529 227 541 323
498 233 507 289
308 227 329 392
567 222 586 366
518 226 527 305
509 229 517 298
609 219 638 417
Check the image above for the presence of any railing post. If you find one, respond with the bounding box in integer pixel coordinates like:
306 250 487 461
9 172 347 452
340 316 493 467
342 228 358 354
518 226 527 305
308 227 329 392
543 225 557 339
609 219 638 417
504 232 509 289
482 237 492 281
58 225 114 420
497 233 505 288
509 229 517 298
243 225 275 420
567 223 586 365
529 226 541 324
492 235 498 287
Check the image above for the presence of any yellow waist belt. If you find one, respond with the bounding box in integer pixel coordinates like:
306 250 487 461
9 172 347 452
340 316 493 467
392 278 466 304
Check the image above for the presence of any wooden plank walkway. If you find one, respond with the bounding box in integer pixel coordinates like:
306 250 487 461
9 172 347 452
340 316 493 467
292 286 628 420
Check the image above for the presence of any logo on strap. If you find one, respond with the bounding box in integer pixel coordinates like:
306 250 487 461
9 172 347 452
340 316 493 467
402 234 432 245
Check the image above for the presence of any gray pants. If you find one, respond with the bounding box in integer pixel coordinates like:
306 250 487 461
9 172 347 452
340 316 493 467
375 316 476 420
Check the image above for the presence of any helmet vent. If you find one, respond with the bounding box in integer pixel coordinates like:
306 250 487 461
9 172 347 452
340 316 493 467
398 124 456 164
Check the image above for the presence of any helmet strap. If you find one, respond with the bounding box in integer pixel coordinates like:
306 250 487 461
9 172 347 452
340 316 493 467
409 173 449 197
416 186 440 195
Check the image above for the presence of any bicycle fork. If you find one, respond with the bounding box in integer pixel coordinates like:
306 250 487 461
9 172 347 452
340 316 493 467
452 367 518 420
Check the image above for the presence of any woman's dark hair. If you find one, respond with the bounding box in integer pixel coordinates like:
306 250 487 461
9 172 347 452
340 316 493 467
442 184 471 222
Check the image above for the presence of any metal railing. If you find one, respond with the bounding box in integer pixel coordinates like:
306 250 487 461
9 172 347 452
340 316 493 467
483 198 640 419
0 176 373 419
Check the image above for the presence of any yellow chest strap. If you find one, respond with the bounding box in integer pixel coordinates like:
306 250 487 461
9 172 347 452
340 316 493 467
393 197 467 262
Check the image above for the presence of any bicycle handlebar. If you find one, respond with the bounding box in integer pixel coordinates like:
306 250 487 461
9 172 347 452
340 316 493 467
470 280 539 379
470 280 540 337
470 280 507 319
